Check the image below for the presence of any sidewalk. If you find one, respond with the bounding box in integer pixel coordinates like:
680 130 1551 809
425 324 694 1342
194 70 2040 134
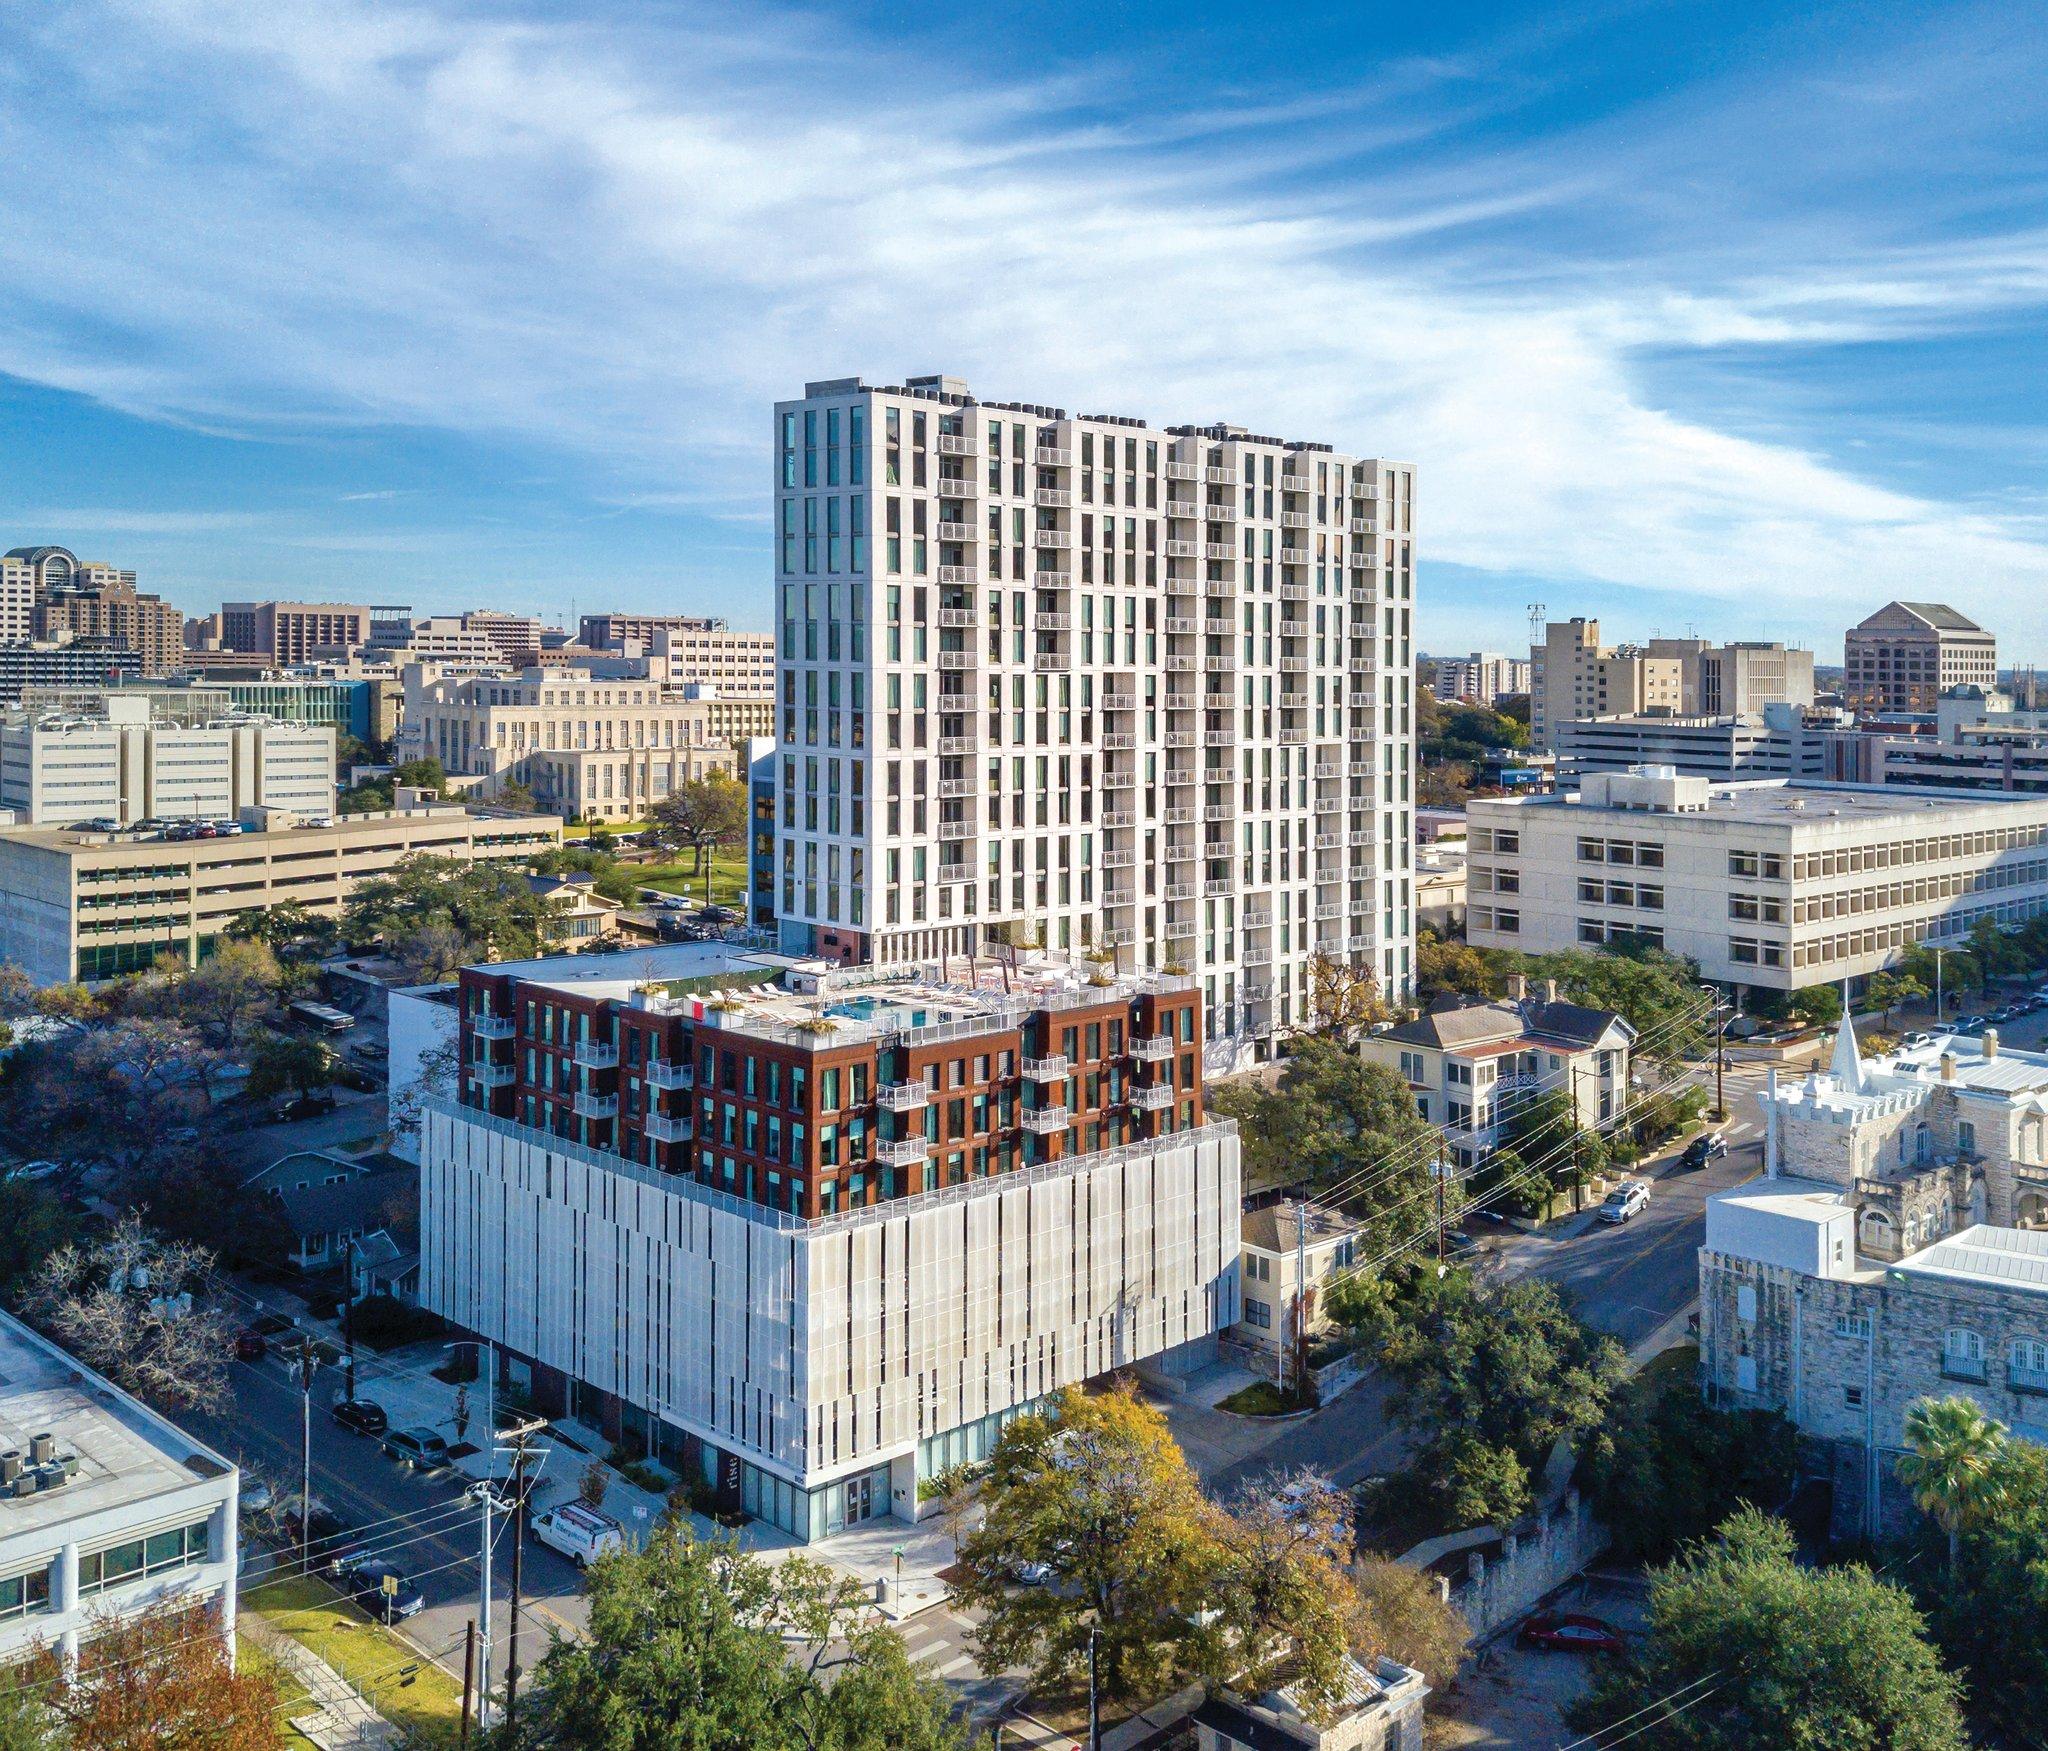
245 1615 398 1750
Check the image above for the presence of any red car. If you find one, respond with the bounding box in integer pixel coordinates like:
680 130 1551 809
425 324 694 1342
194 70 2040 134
1517 1612 1625 1655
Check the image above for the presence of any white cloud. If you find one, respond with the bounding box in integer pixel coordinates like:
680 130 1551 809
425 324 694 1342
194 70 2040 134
3 0 2048 641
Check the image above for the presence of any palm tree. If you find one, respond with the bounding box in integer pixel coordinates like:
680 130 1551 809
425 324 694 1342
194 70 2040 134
1897 1395 2008 1575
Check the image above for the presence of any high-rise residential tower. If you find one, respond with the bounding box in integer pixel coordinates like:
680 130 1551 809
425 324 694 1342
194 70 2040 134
772 374 1415 1056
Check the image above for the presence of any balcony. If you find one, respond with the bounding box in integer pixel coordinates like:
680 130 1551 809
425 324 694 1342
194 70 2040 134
574 1091 619 1121
644 1111 693 1143
876 1137 930 1167
1035 445 1073 467
937 776 975 799
1204 729 1234 747
938 817 976 841
1164 842 1197 863
1164 767 1198 786
1131 1084 1175 1112
1279 546 1309 565
574 1040 619 1070
1166 499 1201 519
1023 1055 1070 1081
1244 942 1273 965
1205 802 1234 823
1316 901 1348 921
1350 517 1374 535
2012 1365 2048 1397
1032 569 1069 590
1205 879 1232 897
1164 728 1197 748
1022 1105 1071 1134
473 1063 516 1088
1102 809 1136 827
1165 654 1198 672
1034 611 1072 631
938 734 979 756
1204 500 1237 522
472 1014 515 1040
1164 459 1201 482
1243 910 1273 930
877 1081 930 1113
1280 471 1312 492
1103 768 1137 790
936 650 977 670
1034 528 1074 550
1130 1034 1175 1063
1163 919 1198 939
1279 693 1308 712
1165 617 1198 635
1279 509 1312 528
1165 881 1200 901
937 521 979 543
1165 539 1200 560
936 862 975 885
937 606 977 628
1939 1354 1988 1384
1205 466 1236 485
645 1058 694 1090
1102 692 1138 711
1204 543 1236 562
1204 617 1234 637
1242 981 1273 1003
1164 805 1197 825
1035 488 1072 509
1204 656 1235 674
1033 652 1066 673
937 432 976 456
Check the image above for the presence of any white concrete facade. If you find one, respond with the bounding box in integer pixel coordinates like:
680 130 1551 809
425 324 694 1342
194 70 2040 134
0 1311 239 1665
1467 769 2048 991
420 1100 1241 1539
771 374 1417 1058
0 697 335 826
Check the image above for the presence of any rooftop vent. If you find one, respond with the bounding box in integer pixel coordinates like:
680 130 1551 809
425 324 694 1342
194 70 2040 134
0 1435 78 1502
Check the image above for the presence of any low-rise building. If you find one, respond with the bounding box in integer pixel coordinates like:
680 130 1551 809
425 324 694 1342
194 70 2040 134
1466 768 2048 995
0 693 335 826
579 616 775 693
1363 982 1634 1171
1231 1201 1360 1368
399 666 740 821
1700 1021 2048 1537
0 801 560 983
1415 845 1466 935
421 943 1236 1541
0 1309 239 1664
1195 1655 1429 1751
1555 703 1849 785
0 643 141 704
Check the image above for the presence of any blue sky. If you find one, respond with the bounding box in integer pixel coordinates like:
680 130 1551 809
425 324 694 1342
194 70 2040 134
3 1 2047 653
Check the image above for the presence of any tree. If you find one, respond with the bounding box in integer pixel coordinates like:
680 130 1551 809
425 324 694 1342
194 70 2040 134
1353 1271 1626 1510
1414 931 1497 999
1791 983 1844 1029
1436 1436 1531 1529
342 853 561 964
20 1217 237 1414
0 1174 77 1300
956 1382 1224 1707
1208 1472 1366 1717
651 773 749 877
1511 947 1711 1062
578 1458 613 1512
224 899 338 961
246 1033 335 1106
1868 971 1928 1029
1569 1509 1968 1751
491 1523 972 1751
1896 1396 2009 1579
179 940 285 1051
8 1600 285 1750
389 1033 459 1148
1583 1356 1798 1565
496 779 540 813
1347 1555 1469 1691
1302 955 1393 1043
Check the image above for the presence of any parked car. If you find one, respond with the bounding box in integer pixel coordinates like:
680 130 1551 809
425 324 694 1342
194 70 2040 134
347 1559 426 1623
381 1427 452 1472
1518 1611 1625 1655
1904 1031 1935 1049
331 1399 389 1437
1598 1180 1651 1224
240 1479 273 1516
9 1160 65 1182
234 1312 298 1361
1444 1230 1484 1263
283 1501 357 1563
530 1502 626 1567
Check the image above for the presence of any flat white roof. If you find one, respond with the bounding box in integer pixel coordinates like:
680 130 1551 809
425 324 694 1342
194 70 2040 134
0 1312 233 1546
1895 1225 2048 1297
1709 1175 1851 1225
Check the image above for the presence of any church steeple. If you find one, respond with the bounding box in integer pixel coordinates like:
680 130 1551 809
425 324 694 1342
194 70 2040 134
1829 1006 1864 1095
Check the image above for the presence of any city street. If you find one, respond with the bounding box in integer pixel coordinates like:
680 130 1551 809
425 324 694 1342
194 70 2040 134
1177 1059 1774 1498
189 1343 587 1707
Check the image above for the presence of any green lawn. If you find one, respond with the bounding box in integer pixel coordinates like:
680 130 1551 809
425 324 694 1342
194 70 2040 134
1216 1379 1315 1417
633 848 750 910
250 1573 469 1750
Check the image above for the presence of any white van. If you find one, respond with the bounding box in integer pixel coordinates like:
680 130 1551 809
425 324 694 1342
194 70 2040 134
531 1501 626 1567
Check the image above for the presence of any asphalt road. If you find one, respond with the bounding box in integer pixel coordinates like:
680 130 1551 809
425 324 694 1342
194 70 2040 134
190 1347 587 1708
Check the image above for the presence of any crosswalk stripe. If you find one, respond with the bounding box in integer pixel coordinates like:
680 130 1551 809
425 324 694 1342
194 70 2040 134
937 1653 978 1676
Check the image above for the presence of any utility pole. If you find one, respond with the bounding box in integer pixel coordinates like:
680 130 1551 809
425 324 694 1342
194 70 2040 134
498 1415 549 1730
1435 1139 1449 1276
459 1619 476 1750
1292 1199 1308 1399
456 1341 499 1732
341 1235 358 1405
1087 1623 1101 1751
291 1336 319 1576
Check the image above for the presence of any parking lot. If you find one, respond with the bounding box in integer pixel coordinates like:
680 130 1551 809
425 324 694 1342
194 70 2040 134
1430 1575 1650 1750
